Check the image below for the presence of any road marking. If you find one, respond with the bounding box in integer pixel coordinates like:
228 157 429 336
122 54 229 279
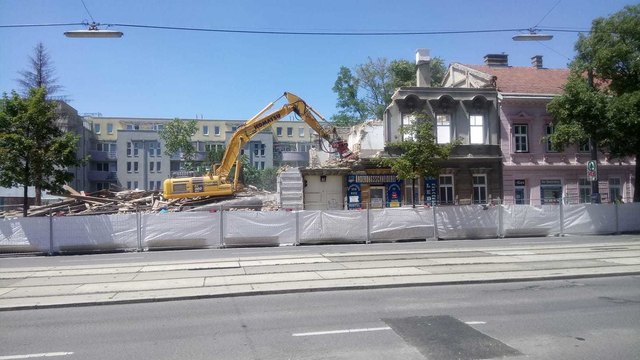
292 327 391 337
60 257 143 263
512 241 572 245
464 321 487 325
0 352 74 359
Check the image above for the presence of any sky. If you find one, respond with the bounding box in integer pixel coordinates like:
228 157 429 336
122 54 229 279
0 0 634 121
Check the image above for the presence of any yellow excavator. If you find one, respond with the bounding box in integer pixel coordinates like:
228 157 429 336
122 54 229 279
162 92 355 199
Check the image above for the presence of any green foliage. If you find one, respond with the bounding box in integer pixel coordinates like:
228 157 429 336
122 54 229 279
331 56 447 125
376 112 459 181
0 87 84 214
239 156 278 191
159 118 198 169
547 4 640 201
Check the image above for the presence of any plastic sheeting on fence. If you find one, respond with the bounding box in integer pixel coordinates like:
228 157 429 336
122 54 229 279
51 214 138 252
370 208 434 242
300 210 367 244
502 205 561 238
436 205 499 239
224 211 296 247
1 203 640 254
142 212 220 249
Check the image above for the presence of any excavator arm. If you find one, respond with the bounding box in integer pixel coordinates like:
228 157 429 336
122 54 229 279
163 92 354 200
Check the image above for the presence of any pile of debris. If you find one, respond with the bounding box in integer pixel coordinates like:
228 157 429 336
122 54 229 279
0 185 279 219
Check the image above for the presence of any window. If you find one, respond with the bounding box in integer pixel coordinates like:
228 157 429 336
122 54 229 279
545 124 557 152
133 181 138 189
107 123 113 134
609 178 622 203
149 181 154 190
579 178 591 203
277 127 282 137
299 127 305 137
94 123 101 134
127 142 132 157
152 124 164 131
540 179 562 204
156 162 161 172
473 175 487 204
150 162 155 172
156 181 162 190
96 162 109 172
436 114 451 144
155 143 161 156
260 144 265 156
203 125 209 136
514 180 526 205
127 181 132 189
127 162 132 173
287 127 293 137
148 142 155 157
134 142 141 157
260 161 265 170
513 124 529 153
253 143 260 156
439 175 454 205
214 126 220 136
402 114 415 140
469 115 484 144
579 139 590 153
126 124 140 130
134 162 139 172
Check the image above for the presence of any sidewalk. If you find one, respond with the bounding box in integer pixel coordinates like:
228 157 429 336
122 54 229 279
1 239 640 310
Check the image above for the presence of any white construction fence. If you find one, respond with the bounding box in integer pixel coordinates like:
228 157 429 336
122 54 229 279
1 203 639 254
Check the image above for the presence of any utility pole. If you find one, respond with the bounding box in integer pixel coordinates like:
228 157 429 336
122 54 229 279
587 69 601 203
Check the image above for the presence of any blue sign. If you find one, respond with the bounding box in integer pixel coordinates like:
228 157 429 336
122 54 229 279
387 182 402 207
424 177 437 206
347 183 362 209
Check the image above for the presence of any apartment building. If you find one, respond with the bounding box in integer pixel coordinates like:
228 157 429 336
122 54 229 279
85 116 316 192
443 53 636 204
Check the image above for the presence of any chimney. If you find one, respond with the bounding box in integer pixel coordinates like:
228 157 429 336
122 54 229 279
416 48 431 87
531 55 543 69
484 53 509 67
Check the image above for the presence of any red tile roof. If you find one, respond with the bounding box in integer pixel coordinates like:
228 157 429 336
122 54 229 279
464 64 570 95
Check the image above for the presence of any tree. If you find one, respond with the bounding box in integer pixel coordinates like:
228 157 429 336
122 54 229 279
17 42 63 99
159 119 198 171
375 112 459 207
332 57 446 126
547 4 640 201
0 88 84 216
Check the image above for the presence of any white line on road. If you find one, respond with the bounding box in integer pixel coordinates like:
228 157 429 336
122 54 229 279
464 321 487 325
0 352 74 359
292 327 391 337
512 241 572 245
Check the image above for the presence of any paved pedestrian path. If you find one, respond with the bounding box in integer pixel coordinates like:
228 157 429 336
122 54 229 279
1 240 639 310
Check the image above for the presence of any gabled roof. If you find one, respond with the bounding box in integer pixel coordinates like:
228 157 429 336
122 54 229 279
462 64 570 95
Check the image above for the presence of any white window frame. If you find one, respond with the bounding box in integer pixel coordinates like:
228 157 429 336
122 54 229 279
402 114 415 141
299 127 305 137
436 114 451 144
469 115 484 144
609 178 622 203
107 123 113 134
94 123 101 134
203 125 209 136
513 124 529 153
472 174 488 204
545 124 557 152
287 127 293 137
579 178 591 203
439 175 454 205
214 126 220 136
276 127 282 137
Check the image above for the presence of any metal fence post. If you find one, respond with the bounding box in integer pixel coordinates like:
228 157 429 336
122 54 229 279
615 201 620 234
219 205 224 248
366 203 371 244
48 209 54 255
295 205 300 246
559 197 565 237
432 205 439 240
498 200 504 238
136 205 142 252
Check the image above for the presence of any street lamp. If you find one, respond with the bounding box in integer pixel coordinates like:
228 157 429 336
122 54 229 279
512 28 553 41
64 22 123 38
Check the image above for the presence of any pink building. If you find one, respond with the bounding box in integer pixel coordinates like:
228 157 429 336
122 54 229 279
444 54 636 204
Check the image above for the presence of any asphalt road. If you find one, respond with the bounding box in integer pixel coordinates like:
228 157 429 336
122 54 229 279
1 275 638 360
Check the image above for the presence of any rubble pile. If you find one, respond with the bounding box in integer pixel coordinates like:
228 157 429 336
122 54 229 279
0 185 279 218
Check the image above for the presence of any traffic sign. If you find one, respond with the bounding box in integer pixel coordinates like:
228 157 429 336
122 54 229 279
587 160 597 181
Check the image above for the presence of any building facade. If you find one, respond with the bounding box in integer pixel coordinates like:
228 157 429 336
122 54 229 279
443 54 636 204
85 116 317 192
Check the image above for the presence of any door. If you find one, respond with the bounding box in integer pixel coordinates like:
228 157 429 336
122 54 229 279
369 186 385 209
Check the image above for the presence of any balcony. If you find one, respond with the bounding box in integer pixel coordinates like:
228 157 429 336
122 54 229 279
89 150 117 161
88 171 118 181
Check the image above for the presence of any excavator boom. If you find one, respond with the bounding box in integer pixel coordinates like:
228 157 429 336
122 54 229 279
163 92 354 200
